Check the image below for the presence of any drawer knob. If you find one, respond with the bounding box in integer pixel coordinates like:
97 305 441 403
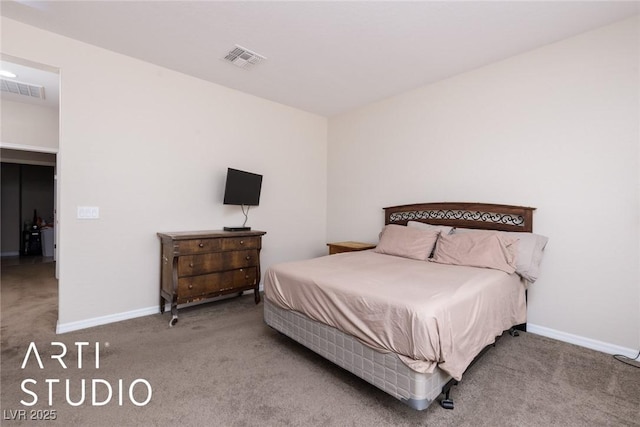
246 256 251 260
189 263 194 267
240 240 244 245
198 243 204 248
245 275 249 279
188 284 193 289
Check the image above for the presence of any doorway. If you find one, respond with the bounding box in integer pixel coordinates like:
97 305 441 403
0 160 56 258
0 55 60 333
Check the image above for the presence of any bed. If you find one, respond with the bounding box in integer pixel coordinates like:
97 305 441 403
264 202 547 410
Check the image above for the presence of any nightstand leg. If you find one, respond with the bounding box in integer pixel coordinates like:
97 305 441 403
254 288 261 304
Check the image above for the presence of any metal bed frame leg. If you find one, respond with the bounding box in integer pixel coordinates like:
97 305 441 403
440 379 458 409
439 326 521 410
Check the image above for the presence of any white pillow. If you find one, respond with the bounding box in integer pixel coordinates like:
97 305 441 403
453 228 548 282
407 220 454 235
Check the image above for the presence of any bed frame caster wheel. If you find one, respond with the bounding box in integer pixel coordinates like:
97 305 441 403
440 399 454 410
169 315 178 327
509 327 520 337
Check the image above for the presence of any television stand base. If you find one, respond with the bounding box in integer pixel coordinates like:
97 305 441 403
224 226 251 232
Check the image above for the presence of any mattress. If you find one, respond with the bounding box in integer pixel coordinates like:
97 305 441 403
264 299 451 410
264 250 526 380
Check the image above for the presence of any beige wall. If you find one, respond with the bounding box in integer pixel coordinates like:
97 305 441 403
0 99 59 150
1 18 328 329
328 17 640 352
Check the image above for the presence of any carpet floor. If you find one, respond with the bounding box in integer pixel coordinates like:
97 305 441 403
1 262 639 426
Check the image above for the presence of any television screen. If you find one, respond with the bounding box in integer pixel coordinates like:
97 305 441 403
223 168 263 206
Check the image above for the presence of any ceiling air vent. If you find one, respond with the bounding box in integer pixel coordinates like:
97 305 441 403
0 78 45 100
223 45 266 70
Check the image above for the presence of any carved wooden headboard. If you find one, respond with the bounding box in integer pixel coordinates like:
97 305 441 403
384 202 536 233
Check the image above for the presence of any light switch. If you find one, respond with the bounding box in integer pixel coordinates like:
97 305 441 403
77 206 99 219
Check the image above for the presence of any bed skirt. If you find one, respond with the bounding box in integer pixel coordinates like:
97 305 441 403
264 299 451 410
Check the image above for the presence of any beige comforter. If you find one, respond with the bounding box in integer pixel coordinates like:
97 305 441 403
264 250 526 380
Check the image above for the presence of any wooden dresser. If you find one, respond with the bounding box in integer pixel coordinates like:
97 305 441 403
157 230 266 326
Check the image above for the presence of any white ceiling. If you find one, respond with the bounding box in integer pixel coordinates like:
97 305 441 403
1 1 638 117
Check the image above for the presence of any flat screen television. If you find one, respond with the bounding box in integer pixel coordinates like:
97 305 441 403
223 168 262 206
223 168 262 231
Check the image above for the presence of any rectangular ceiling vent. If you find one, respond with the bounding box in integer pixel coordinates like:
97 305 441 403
223 45 266 70
0 78 45 100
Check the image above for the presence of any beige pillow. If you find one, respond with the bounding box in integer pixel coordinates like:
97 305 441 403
407 220 454 235
374 224 440 261
431 231 518 273
453 228 548 282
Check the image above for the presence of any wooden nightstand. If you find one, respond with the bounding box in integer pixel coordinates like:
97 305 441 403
327 241 376 255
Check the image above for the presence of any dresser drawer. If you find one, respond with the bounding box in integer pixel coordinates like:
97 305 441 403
220 236 261 251
177 267 258 301
228 267 258 288
176 238 222 255
178 249 259 276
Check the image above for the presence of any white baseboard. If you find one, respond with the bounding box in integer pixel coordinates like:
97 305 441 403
55 292 249 334
527 323 638 358
56 305 159 334
55 306 637 359
1 251 20 257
